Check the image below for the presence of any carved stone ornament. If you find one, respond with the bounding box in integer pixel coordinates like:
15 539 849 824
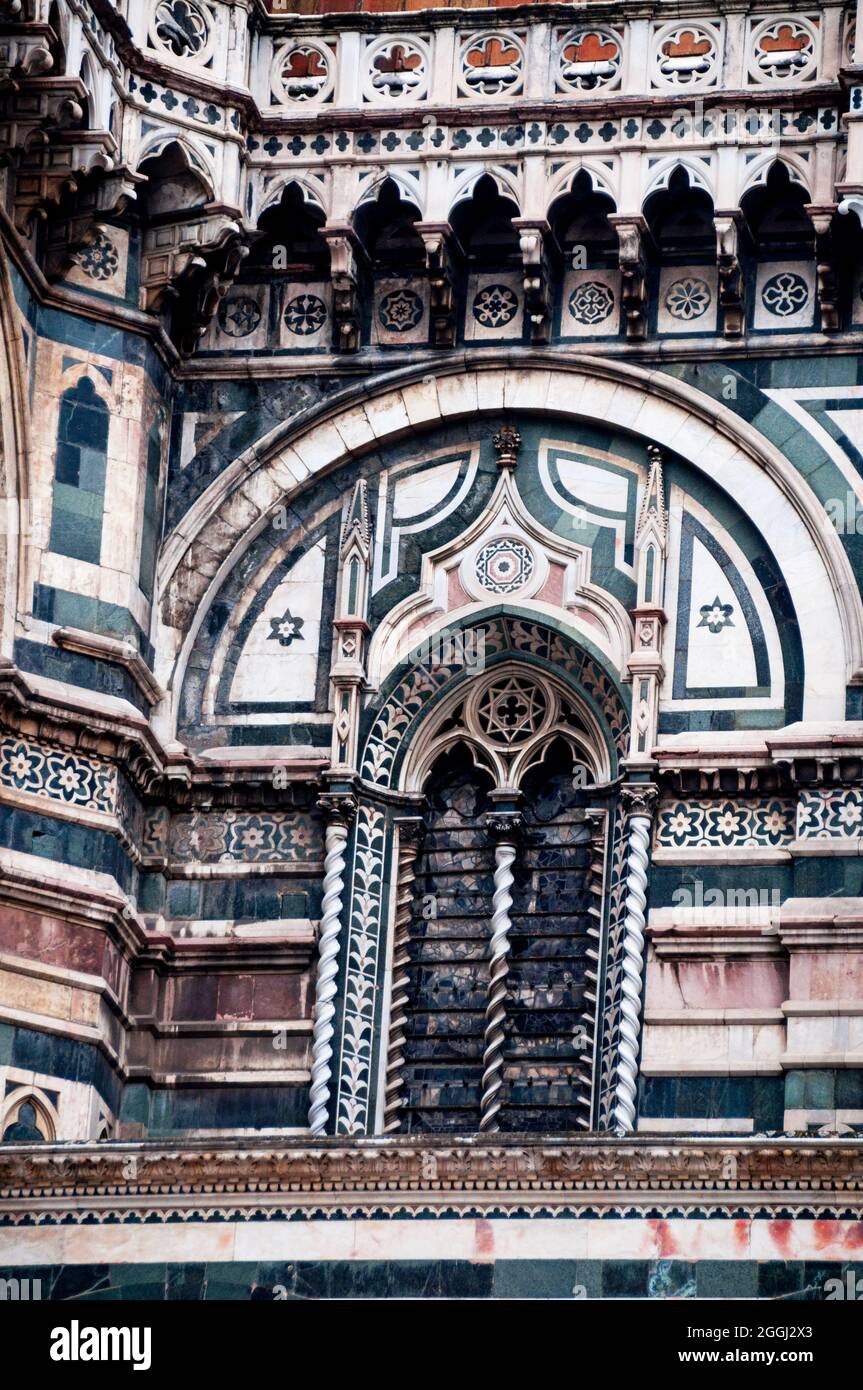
316 792 358 826
492 423 521 469
483 810 525 840
619 783 659 820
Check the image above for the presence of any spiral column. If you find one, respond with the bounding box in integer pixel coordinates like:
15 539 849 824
382 816 424 1133
480 813 522 1134
613 785 657 1134
308 796 355 1137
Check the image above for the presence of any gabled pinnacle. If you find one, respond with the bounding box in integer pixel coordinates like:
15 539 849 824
340 478 370 557
636 444 668 546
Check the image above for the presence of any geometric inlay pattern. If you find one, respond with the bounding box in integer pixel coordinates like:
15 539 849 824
0 737 116 813
797 788 863 840
476 675 547 746
654 797 796 849
474 537 535 593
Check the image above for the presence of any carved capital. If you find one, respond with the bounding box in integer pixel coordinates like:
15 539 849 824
395 814 425 849
806 203 839 332
620 783 658 821
418 222 458 347
714 211 745 338
317 792 358 828
484 811 524 842
322 226 362 352
514 217 551 344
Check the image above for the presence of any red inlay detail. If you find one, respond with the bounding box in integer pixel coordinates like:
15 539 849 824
650 1218 679 1259
662 29 712 59
760 24 810 53
284 48 327 78
563 32 618 64
768 1219 794 1257
465 37 520 68
374 43 423 73
475 1218 495 1256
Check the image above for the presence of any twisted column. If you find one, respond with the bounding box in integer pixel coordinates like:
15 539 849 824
614 785 657 1134
382 817 424 1133
480 813 522 1133
308 797 355 1136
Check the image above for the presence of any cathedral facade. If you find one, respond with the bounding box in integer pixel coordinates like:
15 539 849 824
0 0 862 1301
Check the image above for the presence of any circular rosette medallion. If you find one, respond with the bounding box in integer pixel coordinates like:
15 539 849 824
378 288 423 333
153 0 210 58
558 27 622 92
664 276 711 321
219 296 261 337
569 280 615 326
475 538 535 594
75 231 119 281
461 33 524 97
284 293 328 336
278 43 331 102
472 283 519 329
760 271 809 318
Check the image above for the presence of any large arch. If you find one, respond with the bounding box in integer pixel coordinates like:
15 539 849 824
153 354 863 736
0 250 32 660
333 611 629 1137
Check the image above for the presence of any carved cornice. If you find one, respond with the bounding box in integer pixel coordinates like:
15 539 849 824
1 1137 861 1212
52 627 165 706
0 657 326 809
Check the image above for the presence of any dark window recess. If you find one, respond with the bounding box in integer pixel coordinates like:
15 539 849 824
49 376 109 566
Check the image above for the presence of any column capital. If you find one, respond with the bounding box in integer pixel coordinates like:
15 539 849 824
620 783 658 821
484 811 525 842
394 814 425 850
317 792 358 828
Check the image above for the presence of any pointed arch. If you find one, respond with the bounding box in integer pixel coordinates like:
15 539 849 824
642 155 715 203
0 248 32 659
546 159 618 211
256 171 328 222
360 612 630 794
738 152 813 202
355 169 423 218
449 164 522 217
135 131 217 202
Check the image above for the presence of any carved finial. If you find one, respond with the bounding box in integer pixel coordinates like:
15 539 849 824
493 423 521 469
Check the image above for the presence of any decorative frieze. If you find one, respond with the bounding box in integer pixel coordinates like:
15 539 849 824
655 797 797 850
797 788 863 839
3 1135 861 1210
167 810 322 864
0 736 116 815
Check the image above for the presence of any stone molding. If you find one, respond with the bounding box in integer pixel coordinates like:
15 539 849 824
1 1136 861 1212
